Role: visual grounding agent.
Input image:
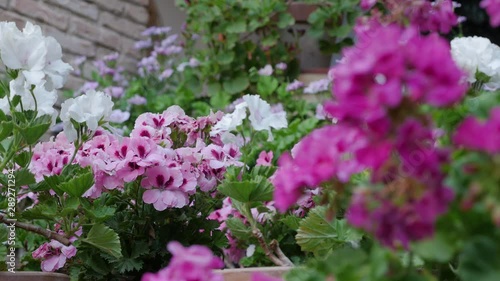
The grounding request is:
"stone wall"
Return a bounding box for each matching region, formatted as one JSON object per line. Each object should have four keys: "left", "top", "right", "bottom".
{"left": 0, "top": 0, "right": 151, "bottom": 90}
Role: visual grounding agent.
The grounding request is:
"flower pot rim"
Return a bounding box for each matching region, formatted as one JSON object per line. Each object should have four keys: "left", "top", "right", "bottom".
{"left": 0, "top": 271, "right": 70, "bottom": 277}
{"left": 214, "top": 266, "right": 293, "bottom": 273}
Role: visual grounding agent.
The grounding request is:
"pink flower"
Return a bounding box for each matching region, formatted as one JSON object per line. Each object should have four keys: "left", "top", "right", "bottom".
{"left": 32, "top": 240, "right": 77, "bottom": 272}
{"left": 256, "top": 151, "right": 273, "bottom": 166}
{"left": 481, "top": 0, "right": 500, "bottom": 27}
{"left": 141, "top": 241, "right": 223, "bottom": 281}
{"left": 258, "top": 64, "right": 273, "bottom": 76}
{"left": 454, "top": 107, "right": 500, "bottom": 153}
{"left": 285, "top": 80, "right": 304, "bottom": 91}
{"left": 141, "top": 165, "right": 189, "bottom": 210}
{"left": 275, "top": 62, "right": 287, "bottom": 70}
{"left": 360, "top": 0, "right": 376, "bottom": 10}
{"left": 128, "top": 95, "right": 147, "bottom": 105}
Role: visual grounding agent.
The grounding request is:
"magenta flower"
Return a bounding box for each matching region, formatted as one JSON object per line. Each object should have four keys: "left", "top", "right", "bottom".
{"left": 481, "top": 0, "right": 500, "bottom": 27}
{"left": 326, "top": 24, "right": 466, "bottom": 127}
{"left": 360, "top": 0, "right": 376, "bottom": 10}
{"left": 454, "top": 107, "right": 500, "bottom": 153}
{"left": 347, "top": 185, "right": 453, "bottom": 249}
{"left": 141, "top": 241, "right": 223, "bottom": 281}
{"left": 273, "top": 124, "right": 376, "bottom": 211}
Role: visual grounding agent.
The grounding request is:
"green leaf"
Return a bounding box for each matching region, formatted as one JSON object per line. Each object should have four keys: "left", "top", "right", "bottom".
{"left": 61, "top": 196, "right": 80, "bottom": 216}
{"left": 82, "top": 224, "right": 122, "bottom": 259}
{"left": 17, "top": 115, "right": 52, "bottom": 145}
{"left": 58, "top": 168, "right": 94, "bottom": 197}
{"left": 0, "top": 121, "right": 13, "bottom": 142}
{"left": 458, "top": 236, "right": 500, "bottom": 281}
{"left": 208, "top": 82, "right": 222, "bottom": 96}
{"left": 223, "top": 74, "right": 250, "bottom": 95}
{"left": 218, "top": 176, "right": 274, "bottom": 203}
{"left": 226, "top": 20, "right": 246, "bottom": 33}
{"left": 14, "top": 151, "right": 31, "bottom": 167}
{"left": 296, "top": 206, "right": 362, "bottom": 256}
{"left": 277, "top": 13, "right": 295, "bottom": 28}
{"left": 13, "top": 168, "right": 36, "bottom": 186}
{"left": 216, "top": 51, "right": 235, "bottom": 65}
{"left": 226, "top": 217, "right": 252, "bottom": 240}
{"left": 210, "top": 91, "right": 231, "bottom": 110}
{"left": 281, "top": 215, "right": 301, "bottom": 231}
{"left": 21, "top": 202, "right": 58, "bottom": 220}
{"left": 412, "top": 233, "right": 455, "bottom": 262}
{"left": 257, "top": 76, "right": 279, "bottom": 97}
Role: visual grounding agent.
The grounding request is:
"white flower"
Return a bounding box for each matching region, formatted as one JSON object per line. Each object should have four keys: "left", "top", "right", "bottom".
{"left": 450, "top": 36, "right": 500, "bottom": 89}
{"left": 242, "top": 95, "right": 287, "bottom": 141}
{"left": 0, "top": 21, "right": 72, "bottom": 92}
{"left": 0, "top": 79, "right": 57, "bottom": 121}
{"left": 211, "top": 102, "right": 247, "bottom": 136}
{"left": 258, "top": 64, "right": 273, "bottom": 76}
{"left": 60, "top": 90, "right": 114, "bottom": 141}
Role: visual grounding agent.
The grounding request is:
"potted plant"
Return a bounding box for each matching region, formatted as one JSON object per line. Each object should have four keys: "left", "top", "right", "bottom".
{"left": 0, "top": 20, "right": 327, "bottom": 280}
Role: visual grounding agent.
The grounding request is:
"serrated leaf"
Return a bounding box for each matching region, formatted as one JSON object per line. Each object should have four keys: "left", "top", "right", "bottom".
{"left": 58, "top": 168, "right": 94, "bottom": 197}
{"left": 281, "top": 215, "right": 301, "bottom": 231}
{"left": 114, "top": 258, "right": 143, "bottom": 274}
{"left": 14, "top": 151, "right": 31, "bottom": 168}
{"left": 226, "top": 217, "right": 252, "bottom": 240}
{"left": 82, "top": 224, "right": 122, "bottom": 258}
{"left": 13, "top": 168, "right": 36, "bottom": 186}
{"left": 17, "top": 115, "right": 52, "bottom": 145}
{"left": 218, "top": 176, "right": 273, "bottom": 203}
{"left": 21, "top": 203, "right": 58, "bottom": 220}
{"left": 296, "top": 206, "right": 362, "bottom": 256}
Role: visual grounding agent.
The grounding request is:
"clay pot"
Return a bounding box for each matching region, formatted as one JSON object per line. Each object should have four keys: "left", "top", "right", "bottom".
{"left": 0, "top": 272, "right": 70, "bottom": 281}
{"left": 215, "top": 267, "right": 291, "bottom": 281}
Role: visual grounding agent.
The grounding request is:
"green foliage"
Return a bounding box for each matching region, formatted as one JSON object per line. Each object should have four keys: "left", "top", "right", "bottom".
{"left": 82, "top": 224, "right": 122, "bottom": 259}
{"left": 296, "top": 206, "right": 362, "bottom": 256}
{"left": 458, "top": 236, "right": 500, "bottom": 281}
{"left": 218, "top": 176, "right": 274, "bottom": 203}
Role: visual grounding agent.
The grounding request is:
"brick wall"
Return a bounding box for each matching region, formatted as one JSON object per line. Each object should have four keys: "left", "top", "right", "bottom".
{"left": 0, "top": 0, "right": 151, "bottom": 91}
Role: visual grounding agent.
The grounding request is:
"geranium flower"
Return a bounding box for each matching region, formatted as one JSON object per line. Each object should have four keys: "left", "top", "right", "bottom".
{"left": 141, "top": 241, "right": 223, "bottom": 281}
{"left": 481, "top": 0, "right": 500, "bottom": 27}
{"left": 60, "top": 90, "right": 114, "bottom": 142}
{"left": 32, "top": 240, "right": 77, "bottom": 272}
{"left": 242, "top": 95, "right": 287, "bottom": 141}
{"left": 141, "top": 166, "right": 188, "bottom": 210}
{"left": 450, "top": 36, "right": 500, "bottom": 89}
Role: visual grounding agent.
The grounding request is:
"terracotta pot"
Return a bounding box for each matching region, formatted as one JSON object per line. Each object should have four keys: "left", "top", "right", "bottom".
{"left": 287, "top": 2, "right": 319, "bottom": 23}
{"left": 0, "top": 272, "right": 70, "bottom": 281}
{"left": 215, "top": 267, "right": 291, "bottom": 281}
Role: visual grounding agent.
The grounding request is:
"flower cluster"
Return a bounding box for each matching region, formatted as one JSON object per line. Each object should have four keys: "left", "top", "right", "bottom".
{"left": 141, "top": 241, "right": 223, "bottom": 281}
{"left": 273, "top": 23, "right": 466, "bottom": 248}
{"left": 454, "top": 107, "right": 500, "bottom": 153}
{"left": 0, "top": 21, "right": 72, "bottom": 119}
{"left": 451, "top": 36, "right": 500, "bottom": 89}
{"left": 30, "top": 105, "right": 242, "bottom": 211}
{"left": 481, "top": 0, "right": 500, "bottom": 27}
{"left": 211, "top": 95, "right": 287, "bottom": 142}
{"left": 360, "top": 0, "right": 461, "bottom": 34}
{"left": 32, "top": 226, "right": 82, "bottom": 272}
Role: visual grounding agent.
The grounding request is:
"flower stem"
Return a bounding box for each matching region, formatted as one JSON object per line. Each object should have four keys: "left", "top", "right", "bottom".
{"left": 0, "top": 213, "right": 71, "bottom": 246}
